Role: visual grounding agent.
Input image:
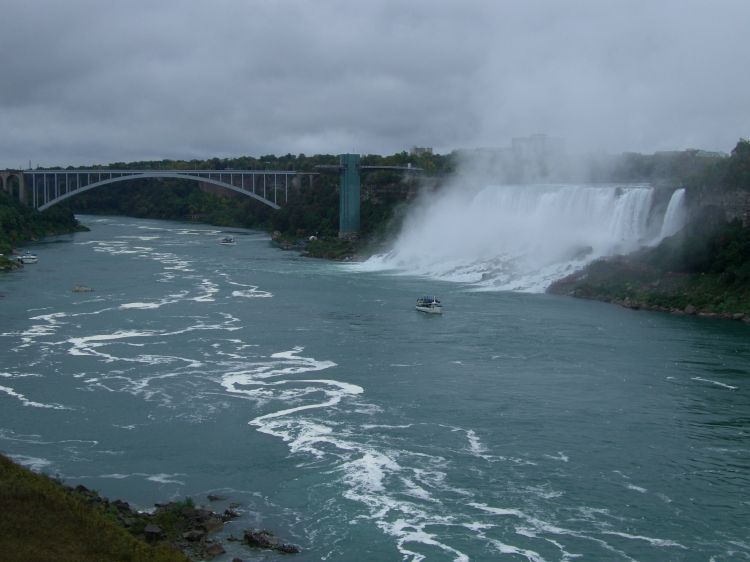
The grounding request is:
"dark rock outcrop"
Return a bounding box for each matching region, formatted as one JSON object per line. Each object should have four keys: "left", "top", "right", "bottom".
{"left": 64, "top": 483, "right": 300, "bottom": 559}
{"left": 243, "top": 528, "right": 301, "bottom": 554}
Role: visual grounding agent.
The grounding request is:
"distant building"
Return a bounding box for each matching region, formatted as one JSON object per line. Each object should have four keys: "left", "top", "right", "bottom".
{"left": 410, "top": 146, "right": 433, "bottom": 156}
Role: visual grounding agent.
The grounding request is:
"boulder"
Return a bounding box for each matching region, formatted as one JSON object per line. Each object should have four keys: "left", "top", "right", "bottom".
{"left": 111, "top": 499, "right": 131, "bottom": 512}
{"left": 183, "top": 529, "right": 206, "bottom": 542}
{"left": 204, "top": 543, "right": 226, "bottom": 559}
{"left": 243, "top": 528, "right": 301, "bottom": 554}
{"left": 684, "top": 304, "right": 697, "bottom": 315}
{"left": 202, "top": 517, "right": 224, "bottom": 533}
{"left": 244, "top": 529, "right": 277, "bottom": 549}
{"left": 223, "top": 508, "right": 241, "bottom": 521}
{"left": 278, "top": 543, "right": 302, "bottom": 554}
{"left": 144, "top": 524, "right": 163, "bottom": 541}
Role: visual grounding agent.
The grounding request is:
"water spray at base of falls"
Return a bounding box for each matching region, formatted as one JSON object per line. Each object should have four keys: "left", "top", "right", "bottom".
{"left": 359, "top": 184, "right": 688, "bottom": 293}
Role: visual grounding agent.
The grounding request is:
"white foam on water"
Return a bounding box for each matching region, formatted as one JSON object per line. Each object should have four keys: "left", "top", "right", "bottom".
{"left": 465, "top": 430, "right": 487, "bottom": 455}
{"left": 147, "top": 473, "right": 187, "bottom": 485}
{"left": 387, "top": 519, "right": 470, "bottom": 562}
{"left": 84, "top": 238, "right": 194, "bottom": 273}
{"left": 116, "top": 235, "right": 161, "bottom": 241}
{"left": 120, "top": 302, "right": 161, "bottom": 310}
{"left": 544, "top": 451, "right": 570, "bottom": 462}
{"left": 601, "top": 531, "right": 686, "bottom": 549}
{"left": 486, "top": 538, "right": 548, "bottom": 562}
{"left": 231, "top": 288, "right": 273, "bottom": 298}
{"left": 220, "top": 347, "right": 483, "bottom": 561}
{"left": 522, "top": 485, "right": 564, "bottom": 500}
{"left": 357, "top": 183, "right": 676, "bottom": 292}
{"left": 191, "top": 279, "right": 219, "bottom": 302}
{"left": 0, "top": 370, "right": 40, "bottom": 379}
{"left": 691, "top": 377, "right": 738, "bottom": 390}
{"left": 223, "top": 276, "right": 274, "bottom": 299}
{"left": 0, "top": 384, "right": 69, "bottom": 409}
{"left": 95, "top": 472, "right": 186, "bottom": 485}
{"left": 626, "top": 484, "right": 648, "bottom": 493}
{"left": 362, "top": 424, "right": 414, "bottom": 430}
{"left": 0, "top": 429, "right": 97, "bottom": 449}
{"left": 9, "top": 454, "right": 53, "bottom": 472}
{"left": 67, "top": 330, "right": 156, "bottom": 360}
{"left": 469, "top": 502, "right": 666, "bottom": 560}
{"left": 5, "top": 312, "right": 68, "bottom": 348}
{"left": 118, "top": 291, "right": 188, "bottom": 310}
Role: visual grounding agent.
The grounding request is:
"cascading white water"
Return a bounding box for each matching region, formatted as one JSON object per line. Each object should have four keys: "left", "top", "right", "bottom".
{"left": 359, "top": 183, "right": 668, "bottom": 293}
{"left": 657, "top": 188, "right": 687, "bottom": 240}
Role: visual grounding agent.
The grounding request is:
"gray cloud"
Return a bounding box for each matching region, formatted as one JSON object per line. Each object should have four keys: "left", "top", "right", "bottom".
{"left": 1, "top": 0, "right": 748, "bottom": 168}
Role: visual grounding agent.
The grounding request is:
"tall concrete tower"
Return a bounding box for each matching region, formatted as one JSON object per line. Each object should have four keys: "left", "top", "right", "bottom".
{"left": 338, "top": 153, "right": 361, "bottom": 237}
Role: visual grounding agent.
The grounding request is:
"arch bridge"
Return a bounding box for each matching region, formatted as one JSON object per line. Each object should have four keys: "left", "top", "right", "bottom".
{"left": 2, "top": 156, "right": 421, "bottom": 235}
{"left": 1, "top": 169, "right": 318, "bottom": 211}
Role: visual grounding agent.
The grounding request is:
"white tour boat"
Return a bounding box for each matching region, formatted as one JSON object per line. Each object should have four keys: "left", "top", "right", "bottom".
{"left": 416, "top": 296, "right": 442, "bottom": 314}
{"left": 18, "top": 252, "right": 38, "bottom": 264}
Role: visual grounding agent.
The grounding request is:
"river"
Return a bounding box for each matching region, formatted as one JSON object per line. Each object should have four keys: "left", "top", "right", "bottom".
{"left": 1, "top": 215, "right": 748, "bottom": 561}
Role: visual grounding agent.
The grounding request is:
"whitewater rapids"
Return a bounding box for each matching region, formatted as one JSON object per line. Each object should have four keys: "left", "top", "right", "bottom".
{"left": 360, "top": 184, "right": 685, "bottom": 293}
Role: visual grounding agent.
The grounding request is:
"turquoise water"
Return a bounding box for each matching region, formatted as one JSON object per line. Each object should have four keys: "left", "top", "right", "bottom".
{"left": 1, "top": 216, "right": 749, "bottom": 561}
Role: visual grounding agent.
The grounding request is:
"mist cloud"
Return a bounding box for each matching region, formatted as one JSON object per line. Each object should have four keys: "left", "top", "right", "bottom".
{"left": 1, "top": 0, "right": 748, "bottom": 168}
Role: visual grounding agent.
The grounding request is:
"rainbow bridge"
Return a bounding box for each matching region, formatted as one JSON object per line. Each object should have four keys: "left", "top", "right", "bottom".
{"left": 0, "top": 168, "right": 319, "bottom": 211}
{"left": 1, "top": 155, "right": 419, "bottom": 235}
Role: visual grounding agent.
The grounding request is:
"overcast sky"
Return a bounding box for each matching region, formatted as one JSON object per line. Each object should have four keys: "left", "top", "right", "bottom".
{"left": 1, "top": 0, "right": 749, "bottom": 168}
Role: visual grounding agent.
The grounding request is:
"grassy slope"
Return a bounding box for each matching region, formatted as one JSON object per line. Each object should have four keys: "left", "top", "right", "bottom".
{"left": 548, "top": 217, "right": 750, "bottom": 317}
{"left": 0, "top": 454, "right": 188, "bottom": 562}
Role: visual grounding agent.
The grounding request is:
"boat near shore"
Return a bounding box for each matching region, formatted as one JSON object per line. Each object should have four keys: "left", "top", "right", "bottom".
{"left": 17, "top": 252, "right": 38, "bottom": 264}
{"left": 220, "top": 236, "right": 236, "bottom": 245}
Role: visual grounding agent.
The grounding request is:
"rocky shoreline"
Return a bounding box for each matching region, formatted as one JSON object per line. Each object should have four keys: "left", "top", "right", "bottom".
{"left": 547, "top": 256, "right": 750, "bottom": 325}
{"left": 69, "top": 484, "right": 301, "bottom": 560}
{"left": 564, "top": 291, "right": 750, "bottom": 324}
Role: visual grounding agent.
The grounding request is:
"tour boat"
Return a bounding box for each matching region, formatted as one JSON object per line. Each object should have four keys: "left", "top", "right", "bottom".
{"left": 416, "top": 296, "right": 442, "bottom": 314}
{"left": 72, "top": 285, "right": 94, "bottom": 292}
{"left": 219, "top": 236, "right": 236, "bottom": 245}
{"left": 18, "top": 252, "right": 38, "bottom": 264}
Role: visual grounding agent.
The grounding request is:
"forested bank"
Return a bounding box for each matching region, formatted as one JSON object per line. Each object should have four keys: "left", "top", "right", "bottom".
{"left": 0, "top": 190, "right": 86, "bottom": 271}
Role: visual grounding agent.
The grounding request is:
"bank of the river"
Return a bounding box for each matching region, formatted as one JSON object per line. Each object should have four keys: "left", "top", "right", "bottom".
{"left": 0, "top": 190, "right": 88, "bottom": 272}
{"left": 0, "top": 453, "right": 188, "bottom": 562}
{"left": 0, "top": 254, "right": 22, "bottom": 271}
{"left": 0, "top": 453, "right": 301, "bottom": 562}
{"left": 548, "top": 216, "right": 750, "bottom": 323}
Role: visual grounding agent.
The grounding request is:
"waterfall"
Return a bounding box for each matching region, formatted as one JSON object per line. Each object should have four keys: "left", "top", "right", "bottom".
{"left": 358, "top": 183, "right": 660, "bottom": 293}
{"left": 657, "top": 188, "right": 687, "bottom": 240}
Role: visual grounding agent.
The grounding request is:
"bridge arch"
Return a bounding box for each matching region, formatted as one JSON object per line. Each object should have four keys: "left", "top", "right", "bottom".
{"left": 25, "top": 170, "right": 298, "bottom": 211}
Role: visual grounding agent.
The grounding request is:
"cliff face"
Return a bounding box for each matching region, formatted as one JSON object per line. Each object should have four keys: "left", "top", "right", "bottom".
{"left": 693, "top": 189, "right": 750, "bottom": 226}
